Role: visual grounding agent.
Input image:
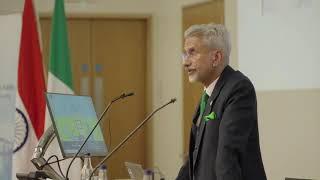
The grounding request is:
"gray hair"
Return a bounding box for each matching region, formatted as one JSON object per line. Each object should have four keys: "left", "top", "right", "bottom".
{"left": 184, "top": 23, "right": 231, "bottom": 64}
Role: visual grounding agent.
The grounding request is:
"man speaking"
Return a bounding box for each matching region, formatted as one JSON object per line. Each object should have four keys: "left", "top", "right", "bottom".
{"left": 176, "top": 23, "right": 267, "bottom": 180}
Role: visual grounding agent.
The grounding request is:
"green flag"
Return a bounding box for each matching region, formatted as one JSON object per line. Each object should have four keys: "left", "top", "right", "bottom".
{"left": 48, "top": 0, "right": 73, "bottom": 93}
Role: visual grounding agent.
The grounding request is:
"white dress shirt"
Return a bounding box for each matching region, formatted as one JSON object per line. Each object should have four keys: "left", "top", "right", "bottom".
{"left": 196, "top": 77, "right": 220, "bottom": 126}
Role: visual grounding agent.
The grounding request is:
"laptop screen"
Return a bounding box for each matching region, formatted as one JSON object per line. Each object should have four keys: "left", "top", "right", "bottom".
{"left": 46, "top": 93, "right": 108, "bottom": 157}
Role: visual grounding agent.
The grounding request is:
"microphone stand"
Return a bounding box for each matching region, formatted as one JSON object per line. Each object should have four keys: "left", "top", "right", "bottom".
{"left": 65, "top": 92, "right": 134, "bottom": 179}
{"left": 89, "top": 98, "right": 176, "bottom": 179}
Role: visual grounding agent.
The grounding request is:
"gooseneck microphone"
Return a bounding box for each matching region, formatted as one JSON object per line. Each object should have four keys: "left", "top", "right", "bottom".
{"left": 65, "top": 92, "right": 134, "bottom": 179}
{"left": 89, "top": 98, "right": 177, "bottom": 179}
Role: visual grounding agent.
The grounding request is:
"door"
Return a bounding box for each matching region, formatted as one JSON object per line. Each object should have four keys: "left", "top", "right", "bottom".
{"left": 40, "top": 17, "right": 148, "bottom": 179}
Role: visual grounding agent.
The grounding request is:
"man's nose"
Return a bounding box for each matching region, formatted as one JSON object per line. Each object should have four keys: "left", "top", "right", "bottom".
{"left": 183, "top": 58, "right": 191, "bottom": 67}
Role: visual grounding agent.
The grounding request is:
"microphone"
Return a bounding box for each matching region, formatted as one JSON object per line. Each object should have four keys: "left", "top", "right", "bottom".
{"left": 65, "top": 92, "right": 134, "bottom": 179}
{"left": 89, "top": 98, "right": 177, "bottom": 179}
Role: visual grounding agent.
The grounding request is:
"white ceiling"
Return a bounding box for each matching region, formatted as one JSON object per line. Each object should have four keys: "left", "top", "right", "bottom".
{"left": 0, "top": 0, "right": 23, "bottom": 14}
{"left": 0, "top": 0, "right": 85, "bottom": 15}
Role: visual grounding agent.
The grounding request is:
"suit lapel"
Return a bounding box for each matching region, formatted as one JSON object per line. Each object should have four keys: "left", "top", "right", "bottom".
{"left": 192, "top": 65, "right": 234, "bottom": 168}
{"left": 192, "top": 103, "right": 200, "bottom": 124}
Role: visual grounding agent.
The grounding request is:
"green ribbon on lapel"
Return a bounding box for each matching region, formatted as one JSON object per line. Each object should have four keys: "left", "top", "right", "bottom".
{"left": 204, "top": 111, "right": 216, "bottom": 122}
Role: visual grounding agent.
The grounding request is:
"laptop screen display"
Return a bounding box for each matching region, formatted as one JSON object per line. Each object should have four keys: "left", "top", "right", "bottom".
{"left": 46, "top": 93, "right": 108, "bottom": 157}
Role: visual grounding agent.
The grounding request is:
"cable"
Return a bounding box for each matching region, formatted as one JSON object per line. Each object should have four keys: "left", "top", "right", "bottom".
{"left": 42, "top": 155, "right": 66, "bottom": 178}
{"left": 44, "top": 156, "right": 69, "bottom": 166}
{"left": 108, "top": 115, "right": 112, "bottom": 148}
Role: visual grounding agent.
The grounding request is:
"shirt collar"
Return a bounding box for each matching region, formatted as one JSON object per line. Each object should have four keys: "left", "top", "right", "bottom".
{"left": 205, "top": 77, "right": 219, "bottom": 96}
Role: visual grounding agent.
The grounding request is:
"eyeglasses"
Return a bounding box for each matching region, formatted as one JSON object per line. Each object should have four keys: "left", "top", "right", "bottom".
{"left": 182, "top": 48, "right": 220, "bottom": 61}
{"left": 182, "top": 48, "right": 196, "bottom": 61}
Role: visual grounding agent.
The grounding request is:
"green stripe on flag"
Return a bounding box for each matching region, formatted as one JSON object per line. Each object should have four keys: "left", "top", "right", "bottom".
{"left": 49, "top": 0, "right": 73, "bottom": 90}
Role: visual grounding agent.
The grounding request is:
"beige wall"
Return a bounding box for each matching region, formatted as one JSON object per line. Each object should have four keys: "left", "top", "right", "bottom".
{"left": 225, "top": 1, "right": 320, "bottom": 179}
{"left": 257, "top": 90, "right": 320, "bottom": 179}
{"left": 0, "top": 0, "right": 22, "bottom": 14}
{"left": 224, "top": 0, "right": 237, "bottom": 69}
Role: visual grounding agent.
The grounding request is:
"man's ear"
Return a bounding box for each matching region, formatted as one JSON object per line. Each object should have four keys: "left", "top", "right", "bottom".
{"left": 211, "top": 50, "right": 223, "bottom": 67}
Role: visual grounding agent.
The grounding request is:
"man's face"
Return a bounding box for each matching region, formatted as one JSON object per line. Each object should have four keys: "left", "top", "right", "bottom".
{"left": 183, "top": 36, "right": 215, "bottom": 86}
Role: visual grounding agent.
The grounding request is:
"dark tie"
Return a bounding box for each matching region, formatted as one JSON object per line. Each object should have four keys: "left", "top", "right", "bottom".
{"left": 200, "top": 92, "right": 209, "bottom": 116}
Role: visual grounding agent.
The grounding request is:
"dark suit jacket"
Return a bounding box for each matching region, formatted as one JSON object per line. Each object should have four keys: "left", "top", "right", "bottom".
{"left": 177, "top": 66, "right": 267, "bottom": 180}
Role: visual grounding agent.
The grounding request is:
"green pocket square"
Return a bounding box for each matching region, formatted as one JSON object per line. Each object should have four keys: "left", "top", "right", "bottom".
{"left": 204, "top": 112, "right": 216, "bottom": 122}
